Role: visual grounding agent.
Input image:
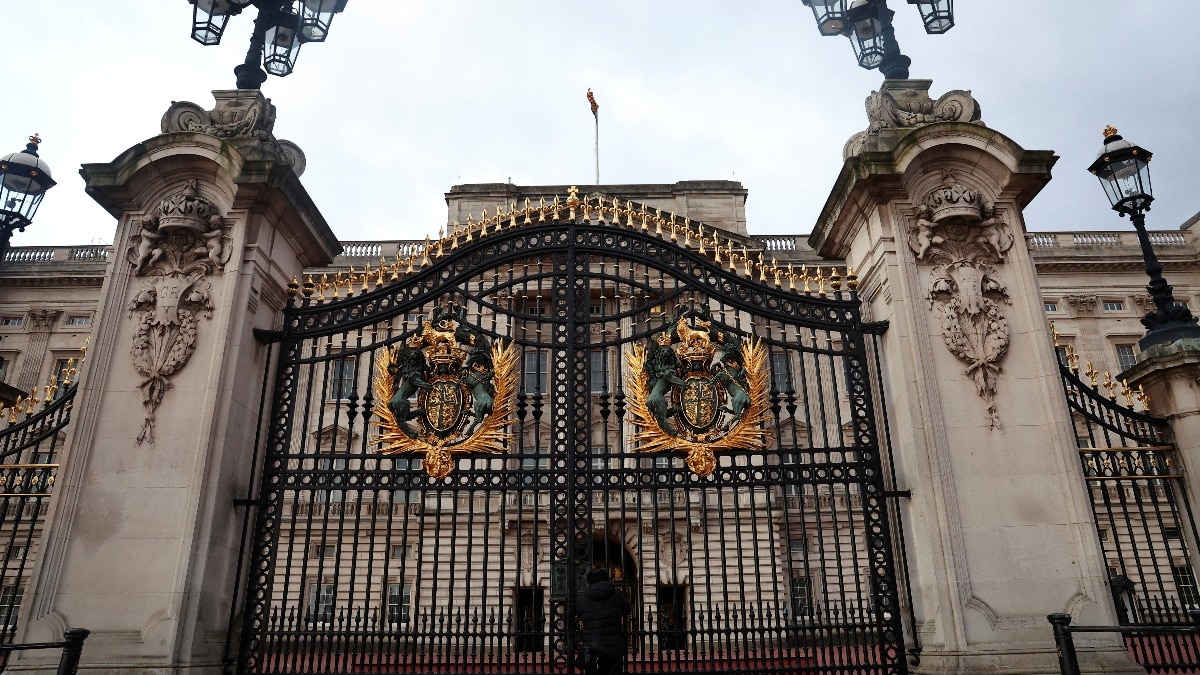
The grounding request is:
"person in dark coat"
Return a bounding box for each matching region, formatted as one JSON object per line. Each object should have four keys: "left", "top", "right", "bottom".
{"left": 576, "top": 569, "right": 631, "bottom": 675}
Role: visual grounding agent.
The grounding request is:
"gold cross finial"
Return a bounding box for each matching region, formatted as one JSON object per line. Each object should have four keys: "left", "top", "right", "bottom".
{"left": 29, "top": 133, "right": 41, "bottom": 145}
{"left": 1103, "top": 125, "right": 1119, "bottom": 138}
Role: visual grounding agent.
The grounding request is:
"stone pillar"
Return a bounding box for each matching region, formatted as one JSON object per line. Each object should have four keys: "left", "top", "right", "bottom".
{"left": 15, "top": 308, "right": 61, "bottom": 393}
{"left": 1125, "top": 339, "right": 1200, "bottom": 525}
{"left": 811, "top": 80, "right": 1141, "bottom": 673}
{"left": 14, "top": 91, "right": 339, "bottom": 673}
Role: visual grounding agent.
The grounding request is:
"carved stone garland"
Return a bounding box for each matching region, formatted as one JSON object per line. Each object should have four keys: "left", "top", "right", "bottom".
{"left": 126, "top": 180, "right": 231, "bottom": 445}
{"left": 907, "top": 176, "right": 1013, "bottom": 429}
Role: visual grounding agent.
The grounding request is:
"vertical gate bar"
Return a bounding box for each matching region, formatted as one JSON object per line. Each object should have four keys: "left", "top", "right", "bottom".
{"left": 869, "top": 330, "right": 922, "bottom": 666}
{"left": 224, "top": 340, "right": 275, "bottom": 670}
{"left": 238, "top": 333, "right": 307, "bottom": 675}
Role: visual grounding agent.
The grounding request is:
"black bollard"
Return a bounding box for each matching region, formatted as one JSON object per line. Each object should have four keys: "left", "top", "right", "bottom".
{"left": 55, "top": 628, "right": 90, "bottom": 675}
{"left": 1047, "top": 614, "right": 1079, "bottom": 675}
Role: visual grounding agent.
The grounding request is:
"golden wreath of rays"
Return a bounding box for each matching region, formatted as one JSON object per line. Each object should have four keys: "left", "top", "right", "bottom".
{"left": 624, "top": 335, "right": 769, "bottom": 477}
{"left": 371, "top": 339, "right": 518, "bottom": 480}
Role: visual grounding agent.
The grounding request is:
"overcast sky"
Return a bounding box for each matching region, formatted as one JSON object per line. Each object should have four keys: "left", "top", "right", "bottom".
{"left": 5, "top": 2, "right": 1200, "bottom": 247}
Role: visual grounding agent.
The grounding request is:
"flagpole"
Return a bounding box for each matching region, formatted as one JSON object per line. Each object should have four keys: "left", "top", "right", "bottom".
{"left": 588, "top": 88, "right": 600, "bottom": 185}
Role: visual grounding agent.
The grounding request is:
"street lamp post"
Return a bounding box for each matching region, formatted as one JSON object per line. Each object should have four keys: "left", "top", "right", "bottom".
{"left": 1088, "top": 126, "right": 1200, "bottom": 350}
{"left": 0, "top": 135, "right": 56, "bottom": 263}
{"left": 188, "top": 0, "right": 349, "bottom": 90}
{"left": 799, "top": 0, "right": 953, "bottom": 79}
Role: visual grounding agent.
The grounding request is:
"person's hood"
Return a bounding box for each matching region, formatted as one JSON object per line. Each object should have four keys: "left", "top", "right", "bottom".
{"left": 585, "top": 581, "right": 616, "bottom": 600}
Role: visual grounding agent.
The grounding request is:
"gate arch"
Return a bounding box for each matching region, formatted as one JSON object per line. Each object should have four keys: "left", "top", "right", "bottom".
{"left": 237, "top": 191, "right": 907, "bottom": 674}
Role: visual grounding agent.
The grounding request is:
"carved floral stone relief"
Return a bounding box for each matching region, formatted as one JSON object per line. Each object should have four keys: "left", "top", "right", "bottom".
{"left": 907, "top": 176, "right": 1013, "bottom": 429}
{"left": 125, "top": 180, "right": 230, "bottom": 445}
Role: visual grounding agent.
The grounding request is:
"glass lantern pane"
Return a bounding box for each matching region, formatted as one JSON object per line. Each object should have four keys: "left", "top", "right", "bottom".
{"left": 191, "top": 0, "right": 233, "bottom": 46}
{"left": 807, "top": 0, "right": 848, "bottom": 36}
{"left": 264, "top": 14, "right": 303, "bottom": 77}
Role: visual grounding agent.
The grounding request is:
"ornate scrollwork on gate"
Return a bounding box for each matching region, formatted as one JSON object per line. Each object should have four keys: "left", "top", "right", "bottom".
{"left": 625, "top": 309, "right": 769, "bottom": 477}
{"left": 371, "top": 304, "right": 517, "bottom": 479}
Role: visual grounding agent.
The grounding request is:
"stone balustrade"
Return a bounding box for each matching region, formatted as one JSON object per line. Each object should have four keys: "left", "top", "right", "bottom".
{"left": 4, "top": 245, "right": 112, "bottom": 264}
{"left": 1029, "top": 231, "right": 1191, "bottom": 251}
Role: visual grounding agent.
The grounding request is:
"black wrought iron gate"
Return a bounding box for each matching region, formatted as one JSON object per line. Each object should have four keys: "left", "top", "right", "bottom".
{"left": 1055, "top": 338, "right": 1200, "bottom": 671}
{"left": 236, "top": 193, "right": 908, "bottom": 674}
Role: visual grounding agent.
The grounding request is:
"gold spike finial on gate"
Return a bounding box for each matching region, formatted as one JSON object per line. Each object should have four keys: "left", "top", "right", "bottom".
{"left": 524, "top": 198, "right": 534, "bottom": 225}
{"left": 816, "top": 267, "right": 827, "bottom": 296}
{"left": 1121, "top": 379, "right": 1135, "bottom": 407}
{"left": 421, "top": 237, "right": 431, "bottom": 267}
{"left": 801, "top": 265, "right": 812, "bottom": 294}
{"left": 1103, "top": 371, "right": 1118, "bottom": 399}
{"left": 318, "top": 274, "right": 328, "bottom": 302}
{"left": 788, "top": 263, "right": 797, "bottom": 292}
{"left": 1049, "top": 321, "right": 1060, "bottom": 347}
{"left": 830, "top": 267, "right": 842, "bottom": 292}
{"left": 1137, "top": 385, "right": 1151, "bottom": 413}
{"left": 757, "top": 253, "right": 767, "bottom": 282}
{"left": 360, "top": 266, "right": 371, "bottom": 293}
{"left": 1066, "top": 343, "right": 1079, "bottom": 373}
{"left": 1084, "top": 360, "right": 1099, "bottom": 388}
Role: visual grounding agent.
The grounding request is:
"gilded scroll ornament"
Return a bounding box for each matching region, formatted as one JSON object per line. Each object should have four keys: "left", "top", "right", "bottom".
{"left": 372, "top": 304, "right": 518, "bottom": 479}
{"left": 624, "top": 309, "right": 769, "bottom": 477}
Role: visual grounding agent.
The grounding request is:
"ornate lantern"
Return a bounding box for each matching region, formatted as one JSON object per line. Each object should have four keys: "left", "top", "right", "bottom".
{"left": 0, "top": 135, "right": 56, "bottom": 257}
{"left": 800, "top": 0, "right": 850, "bottom": 36}
{"left": 846, "top": 0, "right": 887, "bottom": 69}
{"left": 907, "top": 0, "right": 954, "bottom": 34}
{"left": 189, "top": 0, "right": 250, "bottom": 46}
{"left": 298, "top": 0, "right": 350, "bottom": 43}
{"left": 1088, "top": 126, "right": 1154, "bottom": 215}
{"left": 263, "top": 8, "right": 304, "bottom": 77}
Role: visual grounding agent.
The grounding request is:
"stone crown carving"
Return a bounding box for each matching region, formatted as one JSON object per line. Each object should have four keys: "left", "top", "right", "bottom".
{"left": 126, "top": 180, "right": 229, "bottom": 446}
{"left": 161, "top": 90, "right": 306, "bottom": 177}
{"left": 844, "top": 80, "right": 984, "bottom": 159}
{"left": 907, "top": 175, "right": 1013, "bottom": 429}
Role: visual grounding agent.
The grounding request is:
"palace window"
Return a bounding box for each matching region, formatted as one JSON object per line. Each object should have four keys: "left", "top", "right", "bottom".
{"left": 328, "top": 357, "right": 356, "bottom": 400}
{"left": 1103, "top": 301, "right": 1125, "bottom": 312}
{"left": 306, "top": 582, "right": 335, "bottom": 625}
{"left": 0, "top": 356, "right": 8, "bottom": 384}
{"left": 523, "top": 351, "right": 546, "bottom": 395}
{"left": 788, "top": 538, "right": 807, "bottom": 555}
{"left": 589, "top": 351, "right": 609, "bottom": 393}
{"left": 1115, "top": 345, "right": 1137, "bottom": 371}
{"left": 790, "top": 575, "right": 814, "bottom": 618}
{"left": 1173, "top": 566, "right": 1200, "bottom": 609}
{"left": 64, "top": 315, "right": 91, "bottom": 326}
{"left": 0, "top": 585, "right": 22, "bottom": 628}
{"left": 391, "top": 544, "right": 413, "bottom": 560}
{"left": 1044, "top": 302, "right": 1059, "bottom": 312}
{"left": 771, "top": 352, "right": 794, "bottom": 393}
{"left": 386, "top": 582, "right": 412, "bottom": 624}
{"left": 0, "top": 318, "right": 22, "bottom": 327}
{"left": 310, "top": 544, "right": 335, "bottom": 559}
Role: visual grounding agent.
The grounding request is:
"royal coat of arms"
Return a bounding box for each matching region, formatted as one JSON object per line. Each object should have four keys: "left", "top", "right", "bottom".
{"left": 373, "top": 304, "right": 518, "bottom": 479}
{"left": 625, "top": 309, "right": 769, "bottom": 477}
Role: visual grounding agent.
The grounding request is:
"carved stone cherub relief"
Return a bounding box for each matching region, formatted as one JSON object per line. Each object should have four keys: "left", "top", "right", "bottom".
{"left": 125, "top": 180, "right": 229, "bottom": 445}
{"left": 907, "top": 177, "right": 1014, "bottom": 429}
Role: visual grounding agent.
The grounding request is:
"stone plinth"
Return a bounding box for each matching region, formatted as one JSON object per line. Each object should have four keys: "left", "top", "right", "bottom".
{"left": 810, "top": 82, "right": 1141, "bottom": 673}
{"left": 1125, "top": 338, "right": 1200, "bottom": 517}
{"left": 12, "top": 91, "right": 339, "bottom": 674}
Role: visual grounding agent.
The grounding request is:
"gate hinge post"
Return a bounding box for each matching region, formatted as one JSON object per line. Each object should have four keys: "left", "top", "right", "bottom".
{"left": 253, "top": 329, "right": 283, "bottom": 345}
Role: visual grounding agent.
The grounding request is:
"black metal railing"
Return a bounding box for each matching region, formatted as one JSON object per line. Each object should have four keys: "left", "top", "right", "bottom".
{"left": 1056, "top": 339, "right": 1200, "bottom": 672}
{"left": 0, "top": 354, "right": 83, "bottom": 651}
{"left": 1049, "top": 613, "right": 1200, "bottom": 674}
{"left": 0, "top": 628, "right": 90, "bottom": 675}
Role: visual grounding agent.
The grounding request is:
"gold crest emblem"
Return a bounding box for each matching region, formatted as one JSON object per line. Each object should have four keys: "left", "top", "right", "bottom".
{"left": 372, "top": 304, "right": 518, "bottom": 479}
{"left": 625, "top": 309, "right": 769, "bottom": 476}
